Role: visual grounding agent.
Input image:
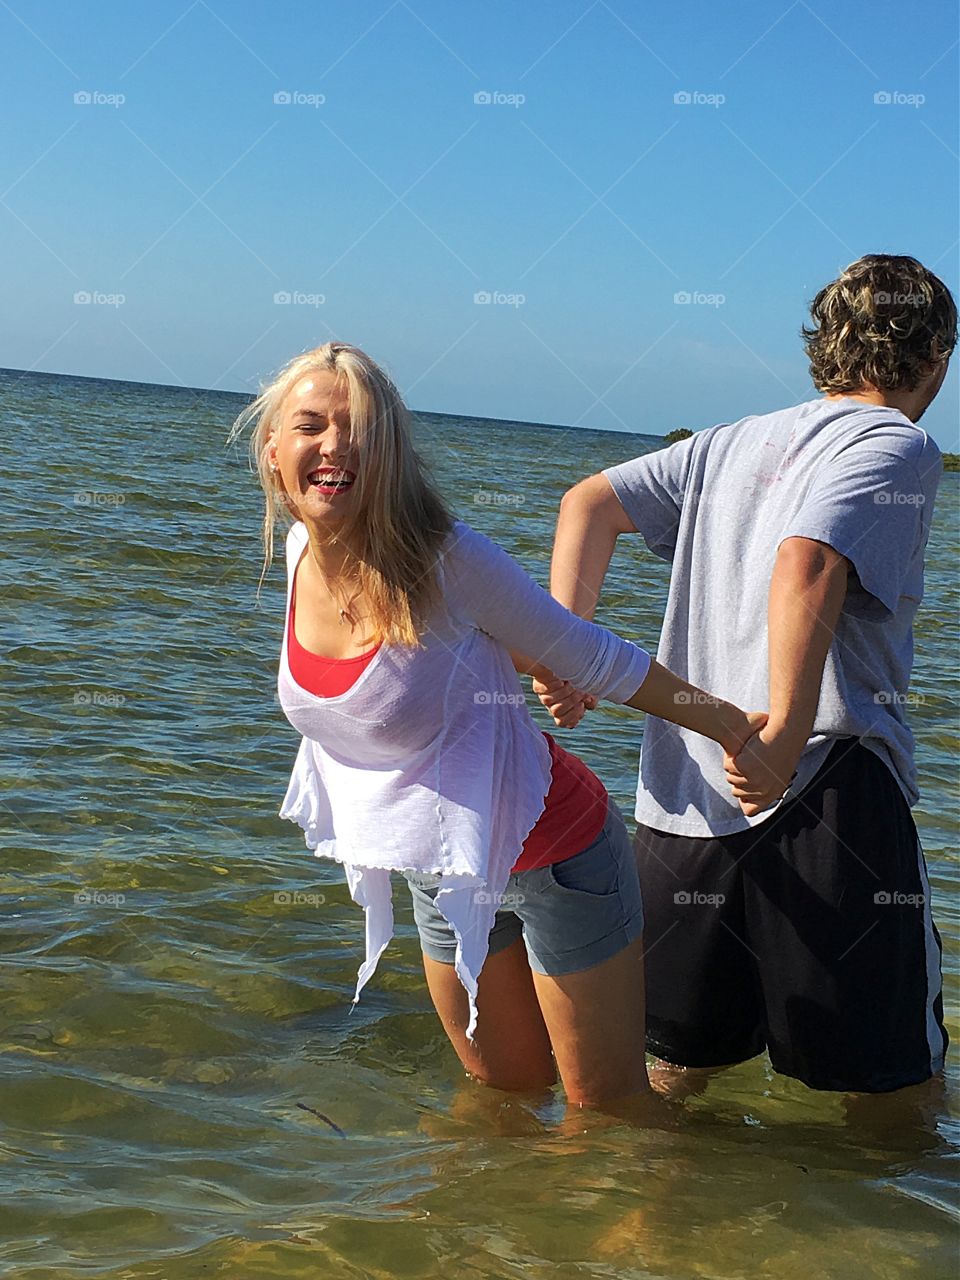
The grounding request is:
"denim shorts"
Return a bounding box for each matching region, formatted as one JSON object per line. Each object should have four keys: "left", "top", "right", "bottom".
{"left": 402, "top": 799, "right": 644, "bottom": 977}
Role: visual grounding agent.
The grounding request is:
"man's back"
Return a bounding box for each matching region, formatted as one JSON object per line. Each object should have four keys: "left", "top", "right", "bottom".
{"left": 605, "top": 397, "right": 942, "bottom": 836}
{"left": 551, "top": 253, "right": 954, "bottom": 1093}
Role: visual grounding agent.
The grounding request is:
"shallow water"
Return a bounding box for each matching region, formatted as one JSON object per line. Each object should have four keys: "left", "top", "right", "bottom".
{"left": 1, "top": 368, "right": 957, "bottom": 1278}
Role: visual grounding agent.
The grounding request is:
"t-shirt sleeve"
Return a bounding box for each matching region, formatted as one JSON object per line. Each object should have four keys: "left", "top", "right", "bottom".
{"left": 602, "top": 435, "right": 698, "bottom": 562}
{"left": 440, "top": 524, "right": 651, "bottom": 703}
{"left": 779, "top": 447, "right": 935, "bottom": 619}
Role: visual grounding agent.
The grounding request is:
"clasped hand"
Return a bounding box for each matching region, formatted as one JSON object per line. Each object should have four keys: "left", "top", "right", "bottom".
{"left": 532, "top": 677, "right": 800, "bottom": 818}
{"left": 531, "top": 675, "right": 597, "bottom": 729}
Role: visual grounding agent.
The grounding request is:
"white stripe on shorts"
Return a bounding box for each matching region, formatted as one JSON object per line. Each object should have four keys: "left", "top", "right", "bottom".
{"left": 914, "top": 836, "right": 947, "bottom": 1074}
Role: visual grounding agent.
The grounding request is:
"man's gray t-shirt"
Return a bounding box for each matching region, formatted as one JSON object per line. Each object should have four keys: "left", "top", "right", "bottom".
{"left": 604, "top": 397, "right": 942, "bottom": 837}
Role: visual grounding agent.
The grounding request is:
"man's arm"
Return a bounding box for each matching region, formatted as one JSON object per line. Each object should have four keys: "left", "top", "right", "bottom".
{"left": 532, "top": 474, "right": 637, "bottom": 726}
{"left": 724, "top": 536, "right": 849, "bottom": 815}
{"left": 549, "top": 473, "right": 637, "bottom": 615}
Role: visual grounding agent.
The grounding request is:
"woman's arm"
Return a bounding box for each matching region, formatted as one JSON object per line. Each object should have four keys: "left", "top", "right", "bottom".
{"left": 507, "top": 647, "right": 556, "bottom": 683}
{"left": 509, "top": 649, "right": 598, "bottom": 727}
{"left": 446, "top": 523, "right": 649, "bottom": 703}
{"left": 447, "top": 524, "right": 762, "bottom": 752}
{"left": 626, "top": 661, "right": 766, "bottom": 760}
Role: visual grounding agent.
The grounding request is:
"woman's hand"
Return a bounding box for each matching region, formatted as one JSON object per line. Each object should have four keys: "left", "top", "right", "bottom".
{"left": 532, "top": 676, "right": 597, "bottom": 729}
{"left": 720, "top": 709, "right": 769, "bottom": 763}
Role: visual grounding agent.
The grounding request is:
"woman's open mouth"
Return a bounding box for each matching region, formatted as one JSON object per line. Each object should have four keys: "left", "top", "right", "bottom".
{"left": 306, "top": 469, "right": 356, "bottom": 496}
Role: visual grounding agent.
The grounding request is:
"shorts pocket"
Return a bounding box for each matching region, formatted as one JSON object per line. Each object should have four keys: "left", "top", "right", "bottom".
{"left": 545, "top": 830, "right": 621, "bottom": 898}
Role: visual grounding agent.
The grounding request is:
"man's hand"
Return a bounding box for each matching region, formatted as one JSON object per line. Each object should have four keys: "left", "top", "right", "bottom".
{"left": 723, "top": 725, "right": 803, "bottom": 817}
{"left": 532, "top": 676, "right": 597, "bottom": 729}
{"left": 720, "top": 709, "right": 768, "bottom": 762}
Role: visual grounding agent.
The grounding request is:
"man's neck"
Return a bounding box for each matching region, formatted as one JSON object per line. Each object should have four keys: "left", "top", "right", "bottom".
{"left": 824, "top": 387, "right": 919, "bottom": 422}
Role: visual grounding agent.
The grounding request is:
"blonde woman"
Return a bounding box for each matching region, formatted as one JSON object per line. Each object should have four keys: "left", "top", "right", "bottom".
{"left": 229, "top": 342, "right": 764, "bottom": 1109}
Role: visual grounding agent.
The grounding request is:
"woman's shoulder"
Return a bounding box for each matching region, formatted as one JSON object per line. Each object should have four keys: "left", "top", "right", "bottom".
{"left": 435, "top": 519, "right": 508, "bottom": 585}
{"left": 439, "top": 519, "right": 500, "bottom": 564}
{"left": 434, "top": 519, "right": 524, "bottom": 619}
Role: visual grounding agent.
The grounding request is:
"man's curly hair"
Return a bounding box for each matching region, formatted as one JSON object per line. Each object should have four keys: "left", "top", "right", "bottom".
{"left": 802, "top": 255, "right": 956, "bottom": 394}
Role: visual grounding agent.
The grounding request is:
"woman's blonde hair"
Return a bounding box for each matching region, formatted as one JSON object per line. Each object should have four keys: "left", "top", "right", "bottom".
{"left": 227, "top": 342, "right": 452, "bottom": 646}
{"left": 802, "top": 254, "right": 957, "bottom": 394}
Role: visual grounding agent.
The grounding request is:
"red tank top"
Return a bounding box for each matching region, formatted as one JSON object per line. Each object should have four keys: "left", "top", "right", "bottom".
{"left": 288, "top": 557, "right": 607, "bottom": 869}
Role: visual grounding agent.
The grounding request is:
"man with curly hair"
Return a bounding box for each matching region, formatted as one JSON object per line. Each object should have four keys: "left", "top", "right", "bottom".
{"left": 540, "top": 255, "right": 955, "bottom": 1094}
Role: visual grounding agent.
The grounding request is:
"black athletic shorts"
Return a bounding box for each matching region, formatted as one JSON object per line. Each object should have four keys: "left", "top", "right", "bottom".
{"left": 634, "top": 737, "right": 948, "bottom": 1093}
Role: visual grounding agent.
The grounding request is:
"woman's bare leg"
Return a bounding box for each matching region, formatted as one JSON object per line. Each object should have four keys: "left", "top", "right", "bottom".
{"left": 531, "top": 936, "right": 650, "bottom": 1108}
{"left": 421, "top": 938, "right": 558, "bottom": 1092}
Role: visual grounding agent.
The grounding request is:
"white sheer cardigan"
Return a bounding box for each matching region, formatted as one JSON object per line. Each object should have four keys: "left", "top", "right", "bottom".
{"left": 277, "top": 519, "right": 651, "bottom": 1038}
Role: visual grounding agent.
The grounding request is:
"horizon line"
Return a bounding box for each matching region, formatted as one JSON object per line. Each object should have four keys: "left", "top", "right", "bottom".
{"left": 0, "top": 364, "right": 668, "bottom": 440}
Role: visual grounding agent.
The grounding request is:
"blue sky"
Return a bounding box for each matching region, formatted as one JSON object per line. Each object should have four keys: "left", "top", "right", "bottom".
{"left": 2, "top": 0, "right": 958, "bottom": 446}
